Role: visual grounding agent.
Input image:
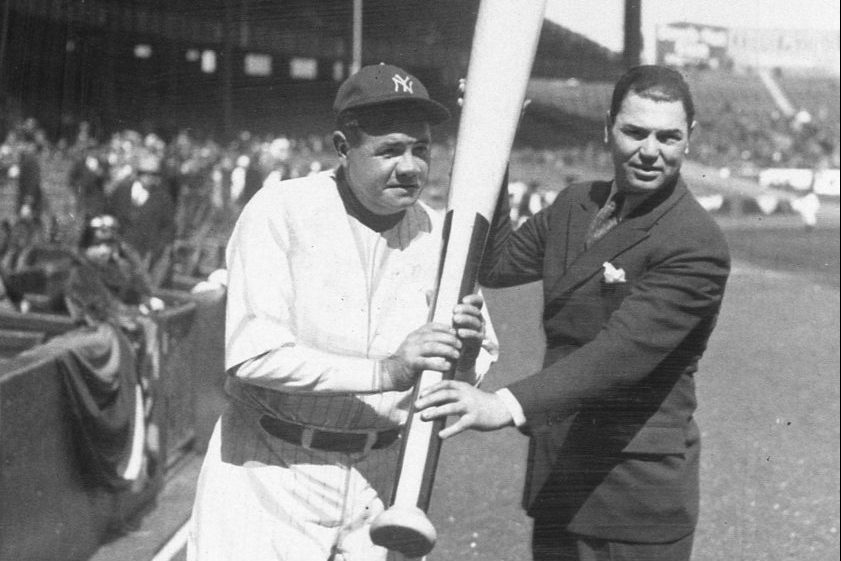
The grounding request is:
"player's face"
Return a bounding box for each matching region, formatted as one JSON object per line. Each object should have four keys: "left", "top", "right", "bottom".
{"left": 607, "top": 93, "right": 693, "bottom": 194}
{"left": 342, "top": 119, "right": 431, "bottom": 215}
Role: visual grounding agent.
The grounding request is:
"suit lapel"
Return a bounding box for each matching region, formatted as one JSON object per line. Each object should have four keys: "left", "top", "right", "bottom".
{"left": 563, "top": 180, "right": 610, "bottom": 270}
{"left": 548, "top": 177, "right": 690, "bottom": 300}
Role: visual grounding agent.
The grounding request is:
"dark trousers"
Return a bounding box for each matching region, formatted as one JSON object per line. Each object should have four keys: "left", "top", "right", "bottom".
{"left": 532, "top": 518, "right": 694, "bottom": 561}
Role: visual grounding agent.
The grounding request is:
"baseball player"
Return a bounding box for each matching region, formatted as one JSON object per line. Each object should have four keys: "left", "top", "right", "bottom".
{"left": 187, "top": 63, "right": 496, "bottom": 561}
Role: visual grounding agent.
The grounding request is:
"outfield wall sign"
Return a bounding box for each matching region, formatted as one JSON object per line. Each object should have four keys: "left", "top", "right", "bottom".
{"left": 656, "top": 22, "right": 730, "bottom": 70}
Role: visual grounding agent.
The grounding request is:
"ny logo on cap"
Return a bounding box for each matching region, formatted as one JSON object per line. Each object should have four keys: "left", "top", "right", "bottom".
{"left": 392, "top": 74, "right": 414, "bottom": 94}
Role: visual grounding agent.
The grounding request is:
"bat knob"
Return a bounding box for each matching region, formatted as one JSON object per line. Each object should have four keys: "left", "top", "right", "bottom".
{"left": 369, "top": 505, "right": 437, "bottom": 558}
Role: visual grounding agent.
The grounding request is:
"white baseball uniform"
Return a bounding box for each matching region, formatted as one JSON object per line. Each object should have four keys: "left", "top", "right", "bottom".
{"left": 188, "top": 171, "right": 496, "bottom": 561}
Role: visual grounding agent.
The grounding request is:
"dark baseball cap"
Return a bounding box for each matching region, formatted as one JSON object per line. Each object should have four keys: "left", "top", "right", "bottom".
{"left": 333, "top": 63, "right": 450, "bottom": 125}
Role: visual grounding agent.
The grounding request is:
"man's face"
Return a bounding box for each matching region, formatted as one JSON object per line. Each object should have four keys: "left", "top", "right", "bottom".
{"left": 340, "top": 119, "right": 431, "bottom": 215}
{"left": 607, "top": 92, "right": 693, "bottom": 194}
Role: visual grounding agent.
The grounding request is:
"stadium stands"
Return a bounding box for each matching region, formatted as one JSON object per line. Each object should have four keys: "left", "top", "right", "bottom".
{"left": 527, "top": 78, "right": 611, "bottom": 122}
{"left": 778, "top": 74, "right": 841, "bottom": 126}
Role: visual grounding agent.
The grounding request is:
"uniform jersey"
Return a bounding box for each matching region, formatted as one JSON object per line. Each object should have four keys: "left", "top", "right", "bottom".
{"left": 189, "top": 170, "right": 495, "bottom": 561}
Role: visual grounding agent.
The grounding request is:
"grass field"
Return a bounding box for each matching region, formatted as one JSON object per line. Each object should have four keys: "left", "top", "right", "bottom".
{"left": 723, "top": 224, "right": 840, "bottom": 289}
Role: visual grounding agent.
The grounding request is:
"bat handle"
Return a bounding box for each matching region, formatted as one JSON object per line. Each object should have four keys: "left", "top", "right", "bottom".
{"left": 369, "top": 374, "right": 446, "bottom": 557}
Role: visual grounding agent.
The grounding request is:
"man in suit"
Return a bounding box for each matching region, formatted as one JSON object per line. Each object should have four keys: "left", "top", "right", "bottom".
{"left": 105, "top": 150, "right": 176, "bottom": 288}
{"left": 414, "top": 65, "right": 731, "bottom": 560}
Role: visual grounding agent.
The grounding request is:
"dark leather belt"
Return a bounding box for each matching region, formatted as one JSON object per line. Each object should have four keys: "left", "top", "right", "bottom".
{"left": 259, "top": 415, "right": 400, "bottom": 454}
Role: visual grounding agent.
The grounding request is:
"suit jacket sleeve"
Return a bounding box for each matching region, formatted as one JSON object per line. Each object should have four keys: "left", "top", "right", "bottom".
{"left": 506, "top": 221, "right": 730, "bottom": 424}
{"left": 478, "top": 184, "right": 552, "bottom": 288}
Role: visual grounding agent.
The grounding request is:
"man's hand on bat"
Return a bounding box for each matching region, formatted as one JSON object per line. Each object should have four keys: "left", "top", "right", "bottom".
{"left": 414, "top": 380, "right": 513, "bottom": 439}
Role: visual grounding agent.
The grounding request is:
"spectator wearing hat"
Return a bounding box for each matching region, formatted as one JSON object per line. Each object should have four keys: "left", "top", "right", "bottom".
{"left": 79, "top": 214, "right": 155, "bottom": 307}
{"left": 13, "top": 129, "right": 44, "bottom": 225}
{"left": 104, "top": 150, "right": 176, "bottom": 289}
{"left": 187, "top": 63, "right": 497, "bottom": 561}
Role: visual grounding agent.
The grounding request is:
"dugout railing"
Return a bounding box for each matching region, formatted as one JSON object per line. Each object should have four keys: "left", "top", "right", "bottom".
{"left": 0, "top": 283, "right": 226, "bottom": 561}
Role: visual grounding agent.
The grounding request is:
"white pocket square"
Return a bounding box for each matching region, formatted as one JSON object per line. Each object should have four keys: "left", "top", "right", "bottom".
{"left": 602, "top": 262, "right": 626, "bottom": 283}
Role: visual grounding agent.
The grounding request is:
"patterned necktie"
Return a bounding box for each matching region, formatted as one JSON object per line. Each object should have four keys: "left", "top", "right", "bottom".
{"left": 585, "top": 193, "right": 624, "bottom": 249}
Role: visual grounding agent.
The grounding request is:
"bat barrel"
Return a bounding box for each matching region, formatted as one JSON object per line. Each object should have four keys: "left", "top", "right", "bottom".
{"left": 447, "top": 0, "right": 547, "bottom": 220}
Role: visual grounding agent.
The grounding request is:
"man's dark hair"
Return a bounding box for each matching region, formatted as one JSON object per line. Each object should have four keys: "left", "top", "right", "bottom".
{"left": 609, "top": 65, "right": 695, "bottom": 126}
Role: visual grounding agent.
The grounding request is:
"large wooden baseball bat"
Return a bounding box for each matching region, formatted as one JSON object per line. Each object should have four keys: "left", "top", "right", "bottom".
{"left": 368, "top": 0, "right": 547, "bottom": 557}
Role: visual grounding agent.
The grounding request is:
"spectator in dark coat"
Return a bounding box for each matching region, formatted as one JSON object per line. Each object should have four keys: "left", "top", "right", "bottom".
{"left": 79, "top": 214, "right": 154, "bottom": 306}
{"left": 68, "top": 150, "right": 108, "bottom": 222}
{"left": 105, "top": 150, "right": 176, "bottom": 288}
{"left": 14, "top": 131, "right": 44, "bottom": 224}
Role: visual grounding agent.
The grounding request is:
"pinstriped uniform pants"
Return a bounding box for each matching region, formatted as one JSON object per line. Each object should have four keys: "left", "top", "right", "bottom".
{"left": 187, "top": 402, "right": 419, "bottom": 561}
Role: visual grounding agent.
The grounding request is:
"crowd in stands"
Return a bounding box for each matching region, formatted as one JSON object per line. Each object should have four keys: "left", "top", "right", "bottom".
{"left": 670, "top": 69, "right": 840, "bottom": 177}
{"left": 0, "top": 114, "right": 586, "bottom": 318}
{"left": 691, "top": 103, "right": 841, "bottom": 177}
{"left": 0, "top": 117, "right": 340, "bottom": 321}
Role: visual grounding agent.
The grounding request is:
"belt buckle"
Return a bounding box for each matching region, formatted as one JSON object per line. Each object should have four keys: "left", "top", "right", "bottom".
{"left": 293, "top": 423, "right": 385, "bottom": 454}
{"left": 322, "top": 429, "right": 376, "bottom": 455}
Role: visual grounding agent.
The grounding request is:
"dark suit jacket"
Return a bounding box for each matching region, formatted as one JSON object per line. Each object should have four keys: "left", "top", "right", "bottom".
{"left": 479, "top": 177, "right": 730, "bottom": 543}
{"left": 67, "top": 156, "right": 107, "bottom": 220}
{"left": 105, "top": 178, "right": 176, "bottom": 267}
{"left": 16, "top": 151, "right": 43, "bottom": 219}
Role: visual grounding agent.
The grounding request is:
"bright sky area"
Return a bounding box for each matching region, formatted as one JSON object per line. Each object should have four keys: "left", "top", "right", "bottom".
{"left": 545, "top": 0, "right": 841, "bottom": 60}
